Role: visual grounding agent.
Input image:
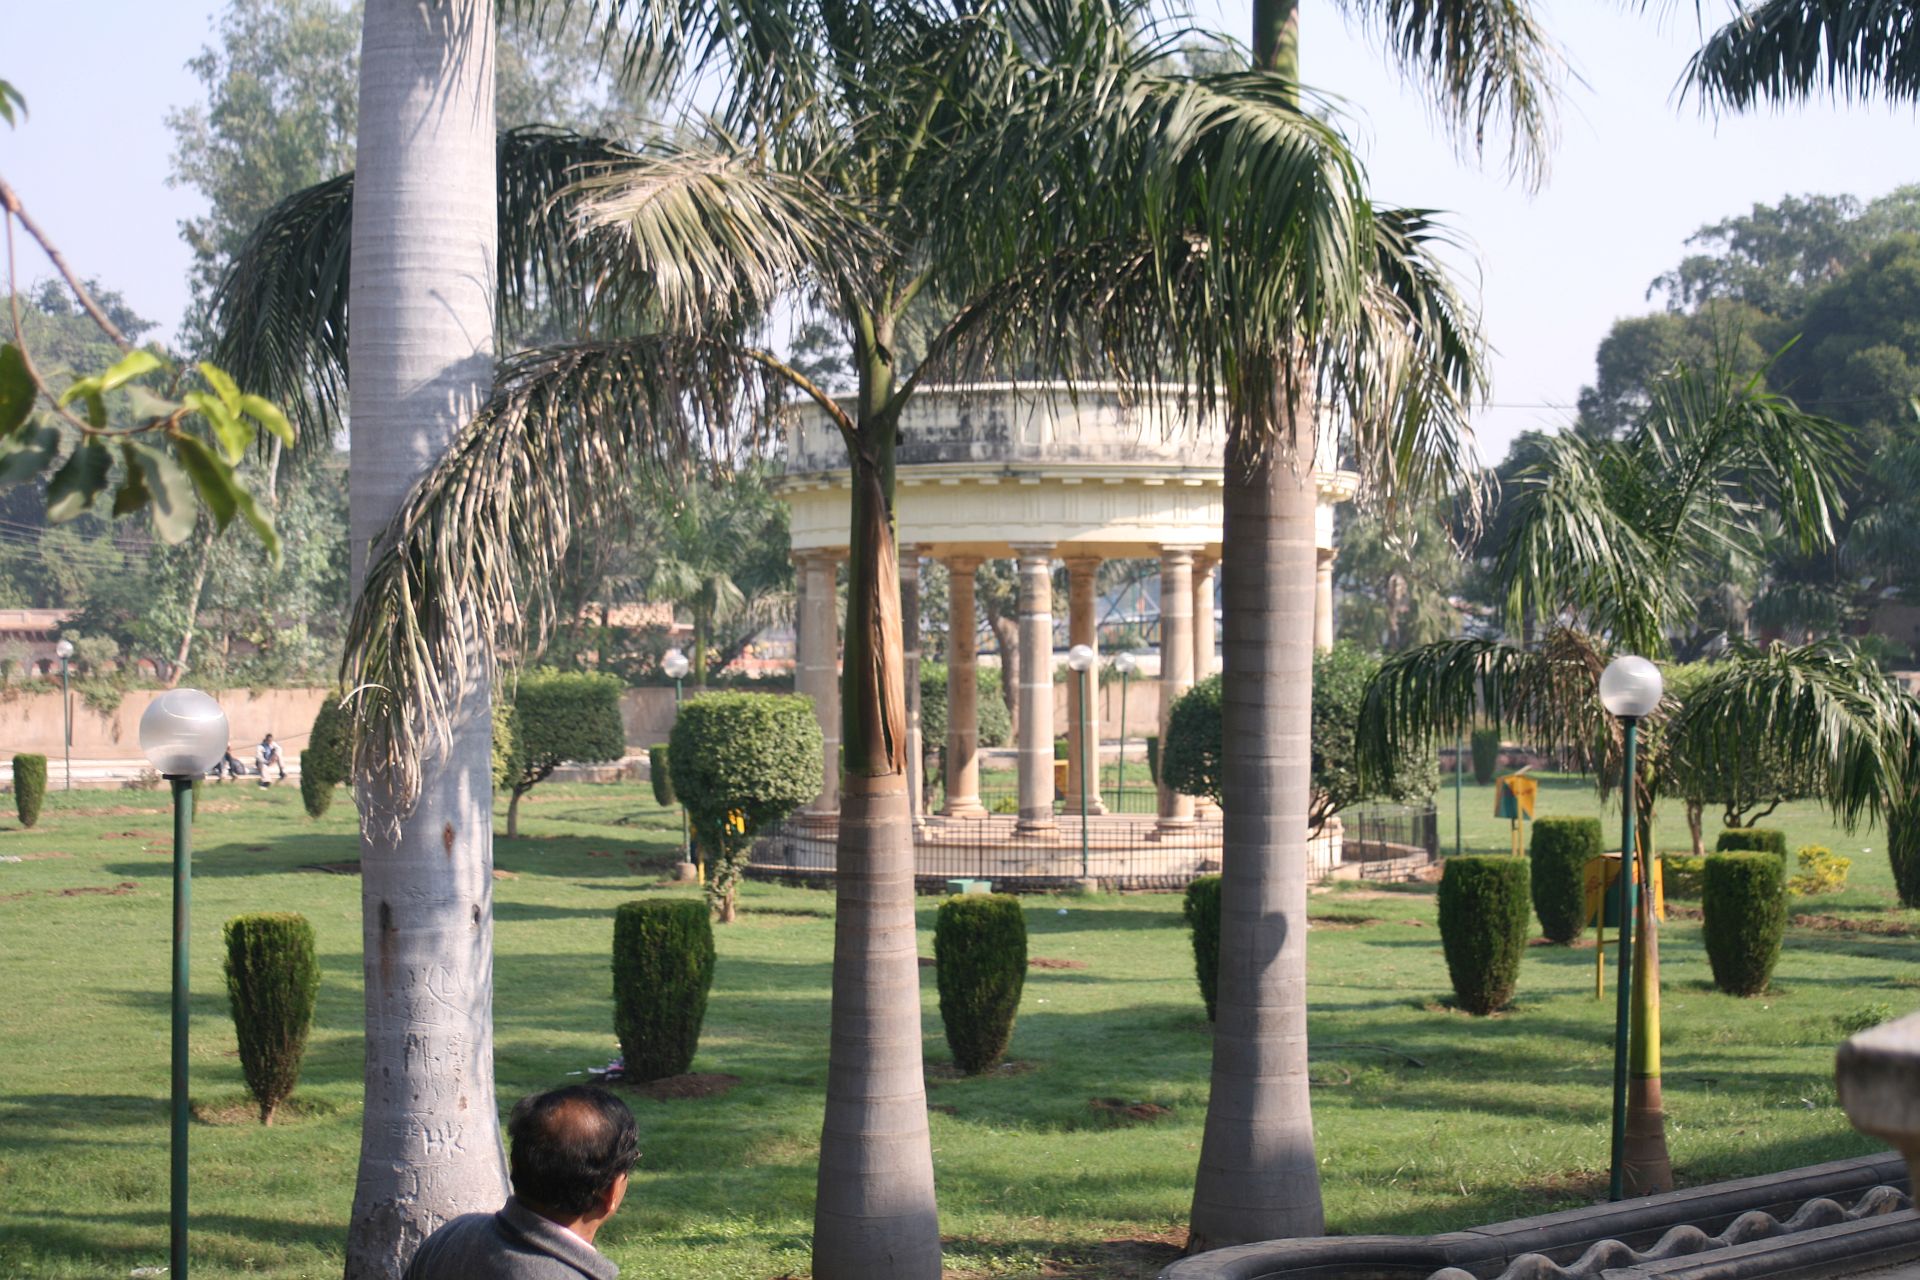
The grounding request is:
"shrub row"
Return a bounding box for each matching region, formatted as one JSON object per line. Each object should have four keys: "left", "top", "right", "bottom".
{"left": 1438, "top": 856, "right": 1531, "bottom": 1014}
{"left": 613, "top": 899, "right": 715, "bottom": 1081}
{"left": 935, "top": 894, "right": 1028, "bottom": 1073}
{"left": 1716, "top": 827, "right": 1787, "bottom": 861}
{"left": 1703, "top": 852, "right": 1786, "bottom": 996}
{"left": 1528, "top": 817, "right": 1601, "bottom": 944}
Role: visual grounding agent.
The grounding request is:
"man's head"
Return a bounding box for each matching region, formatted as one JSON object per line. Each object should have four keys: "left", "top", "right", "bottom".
{"left": 507, "top": 1086, "right": 639, "bottom": 1223}
{"left": 262, "top": 734, "right": 274, "bottom": 744}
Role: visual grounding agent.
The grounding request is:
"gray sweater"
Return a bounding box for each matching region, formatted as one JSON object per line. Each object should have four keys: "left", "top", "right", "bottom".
{"left": 403, "top": 1198, "right": 619, "bottom": 1280}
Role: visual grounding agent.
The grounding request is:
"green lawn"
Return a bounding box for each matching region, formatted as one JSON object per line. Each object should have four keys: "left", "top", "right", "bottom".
{"left": 0, "top": 777, "right": 1913, "bottom": 1279}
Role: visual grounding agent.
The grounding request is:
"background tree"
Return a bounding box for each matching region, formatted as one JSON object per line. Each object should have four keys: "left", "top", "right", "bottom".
{"left": 1334, "top": 505, "right": 1462, "bottom": 650}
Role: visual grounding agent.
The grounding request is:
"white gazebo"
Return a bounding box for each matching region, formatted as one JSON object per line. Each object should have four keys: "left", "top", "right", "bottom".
{"left": 777, "top": 382, "right": 1359, "bottom": 849}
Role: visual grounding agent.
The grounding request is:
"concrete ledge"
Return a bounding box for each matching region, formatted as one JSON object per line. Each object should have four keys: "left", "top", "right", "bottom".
{"left": 1159, "top": 1154, "right": 1911, "bottom": 1280}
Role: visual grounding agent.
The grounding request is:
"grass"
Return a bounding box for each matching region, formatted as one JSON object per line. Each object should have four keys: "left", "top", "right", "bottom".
{"left": 0, "top": 776, "right": 1914, "bottom": 1279}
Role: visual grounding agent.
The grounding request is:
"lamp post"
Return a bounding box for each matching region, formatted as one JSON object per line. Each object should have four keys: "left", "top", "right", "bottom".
{"left": 1113, "top": 651, "right": 1136, "bottom": 813}
{"left": 55, "top": 638, "right": 74, "bottom": 791}
{"left": 1599, "top": 654, "right": 1663, "bottom": 1202}
{"left": 662, "top": 648, "right": 692, "bottom": 870}
{"left": 1067, "top": 644, "right": 1095, "bottom": 879}
{"left": 138, "top": 688, "right": 230, "bottom": 1280}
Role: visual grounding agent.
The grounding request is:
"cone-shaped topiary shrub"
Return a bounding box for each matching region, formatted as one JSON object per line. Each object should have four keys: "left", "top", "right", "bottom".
{"left": 649, "top": 744, "right": 674, "bottom": 806}
{"left": 613, "top": 899, "right": 715, "bottom": 1081}
{"left": 1716, "top": 827, "right": 1788, "bottom": 862}
{"left": 12, "top": 754, "right": 46, "bottom": 828}
{"left": 1528, "top": 817, "right": 1603, "bottom": 944}
{"left": 1891, "top": 806, "right": 1920, "bottom": 909}
{"left": 1183, "top": 875, "right": 1222, "bottom": 1021}
{"left": 1470, "top": 727, "right": 1502, "bottom": 786}
{"left": 1703, "top": 852, "right": 1786, "bottom": 996}
{"left": 223, "top": 913, "right": 320, "bottom": 1124}
{"left": 1437, "top": 856, "right": 1531, "bottom": 1015}
{"left": 935, "top": 894, "right": 1027, "bottom": 1074}
{"left": 301, "top": 697, "right": 351, "bottom": 819}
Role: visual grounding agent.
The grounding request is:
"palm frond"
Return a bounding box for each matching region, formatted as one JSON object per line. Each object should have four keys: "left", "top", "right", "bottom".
{"left": 567, "top": 141, "right": 880, "bottom": 333}
{"left": 341, "top": 336, "right": 788, "bottom": 799}
{"left": 1341, "top": 0, "right": 1565, "bottom": 188}
{"left": 1684, "top": 0, "right": 1920, "bottom": 110}
{"left": 1665, "top": 640, "right": 1918, "bottom": 828}
{"left": 208, "top": 128, "right": 633, "bottom": 449}
{"left": 1357, "top": 629, "right": 1617, "bottom": 788}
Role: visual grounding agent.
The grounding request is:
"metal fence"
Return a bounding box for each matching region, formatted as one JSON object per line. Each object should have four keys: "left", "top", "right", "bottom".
{"left": 751, "top": 812, "right": 1221, "bottom": 891}
{"left": 1340, "top": 802, "right": 1440, "bottom": 879}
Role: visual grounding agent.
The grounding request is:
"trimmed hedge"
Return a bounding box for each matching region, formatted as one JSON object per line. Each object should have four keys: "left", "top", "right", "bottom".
{"left": 223, "top": 913, "right": 320, "bottom": 1124}
{"left": 1892, "top": 807, "right": 1920, "bottom": 909}
{"left": 12, "top": 753, "right": 46, "bottom": 829}
{"left": 1470, "top": 727, "right": 1503, "bottom": 786}
{"left": 1528, "top": 817, "right": 1603, "bottom": 944}
{"left": 612, "top": 899, "right": 715, "bottom": 1081}
{"left": 935, "top": 894, "right": 1028, "bottom": 1074}
{"left": 300, "top": 697, "right": 351, "bottom": 819}
{"left": 1183, "top": 875, "right": 1223, "bottom": 1021}
{"left": 502, "top": 670, "right": 627, "bottom": 837}
{"left": 649, "top": 744, "right": 675, "bottom": 806}
{"left": 1703, "top": 852, "right": 1787, "bottom": 996}
{"left": 668, "top": 692, "right": 822, "bottom": 920}
{"left": 1437, "top": 856, "right": 1531, "bottom": 1015}
{"left": 1663, "top": 854, "right": 1707, "bottom": 899}
{"left": 1716, "top": 827, "right": 1788, "bottom": 862}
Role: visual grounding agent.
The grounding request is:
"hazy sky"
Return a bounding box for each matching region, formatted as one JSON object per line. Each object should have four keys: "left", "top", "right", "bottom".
{"left": 4, "top": 1, "right": 1915, "bottom": 464}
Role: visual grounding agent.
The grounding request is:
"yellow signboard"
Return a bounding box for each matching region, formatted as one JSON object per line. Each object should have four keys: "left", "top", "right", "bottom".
{"left": 1494, "top": 774, "right": 1538, "bottom": 820}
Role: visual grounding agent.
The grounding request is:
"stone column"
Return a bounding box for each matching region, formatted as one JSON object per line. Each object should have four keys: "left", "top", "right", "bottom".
{"left": 1064, "top": 555, "right": 1105, "bottom": 814}
{"left": 942, "top": 556, "right": 986, "bottom": 816}
{"left": 1192, "top": 554, "right": 1218, "bottom": 680}
{"left": 1314, "top": 545, "right": 1336, "bottom": 653}
{"left": 1157, "top": 546, "right": 1197, "bottom": 829}
{"left": 1014, "top": 546, "right": 1057, "bottom": 835}
{"left": 801, "top": 550, "right": 842, "bottom": 813}
{"left": 900, "top": 545, "right": 925, "bottom": 824}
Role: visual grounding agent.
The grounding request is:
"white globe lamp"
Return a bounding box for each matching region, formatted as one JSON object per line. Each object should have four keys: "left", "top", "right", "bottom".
{"left": 139, "top": 689, "right": 230, "bottom": 778}
{"left": 1598, "top": 655, "right": 1664, "bottom": 719}
{"left": 662, "top": 648, "right": 691, "bottom": 680}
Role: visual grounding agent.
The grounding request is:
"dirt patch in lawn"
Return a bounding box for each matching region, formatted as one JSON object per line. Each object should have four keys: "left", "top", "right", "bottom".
{"left": 1308, "top": 915, "right": 1382, "bottom": 930}
{"left": 1028, "top": 1232, "right": 1188, "bottom": 1279}
{"left": 1791, "top": 913, "right": 1917, "bottom": 936}
{"left": 99, "top": 830, "right": 163, "bottom": 840}
{"left": 1087, "top": 1097, "right": 1172, "bottom": 1124}
{"left": 3, "top": 880, "right": 139, "bottom": 902}
{"left": 0, "top": 851, "right": 71, "bottom": 862}
{"left": 89, "top": 806, "right": 167, "bottom": 817}
{"left": 1029, "top": 956, "right": 1087, "bottom": 970}
{"left": 299, "top": 862, "right": 361, "bottom": 875}
{"left": 1515, "top": 1166, "right": 1609, "bottom": 1204}
{"left": 628, "top": 1072, "right": 740, "bottom": 1101}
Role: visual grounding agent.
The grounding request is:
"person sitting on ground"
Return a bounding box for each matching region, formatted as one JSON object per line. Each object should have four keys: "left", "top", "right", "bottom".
{"left": 214, "top": 748, "right": 245, "bottom": 781}
{"left": 404, "top": 1085, "right": 639, "bottom": 1280}
{"left": 256, "top": 733, "right": 285, "bottom": 785}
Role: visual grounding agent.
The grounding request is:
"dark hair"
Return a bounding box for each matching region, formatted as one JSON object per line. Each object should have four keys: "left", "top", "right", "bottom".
{"left": 507, "top": 1086, "right": 639, "bottom": 1216}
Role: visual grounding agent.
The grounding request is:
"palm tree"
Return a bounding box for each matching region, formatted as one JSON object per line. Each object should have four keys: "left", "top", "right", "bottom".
{"left": 337, "top": 2, "right": 507, "bottom": 1276}
{"left": 217, "top": 2, "right": 1440, "bottom": 1271}
{"left": 637, "top": 467, "right": 788, "bottom": 687}
{"left": 1359, "top": 358, "right": 1855, "bottom": 1197}
{"left": 1685, "top": 1, "right": 1920, "bottom": 109}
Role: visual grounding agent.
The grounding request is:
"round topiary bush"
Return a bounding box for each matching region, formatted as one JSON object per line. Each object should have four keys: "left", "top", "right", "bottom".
{"left": 1891, "top": 806, "right": 1920, "bottom": 910}
{"left": 1528, "top": 817, "right": 1603, "bottom": 944}
{"left": 649, "top": 743, "right": 674, "bottom": 806}
{"left": 223, "top": 913, "right": 320, "bottom": 1124}
{"left": 1183, "top": 875, "right": 1222, "bottom": 1021}
{"left": 1470, "top": 727, "right": 1503, "bottom": 786}
{"left": 1437, "top": 856, "right": 1531, "bottom": 1015}
{"left": 668, "top": 692, "right": 822, "bottom": 921}
{"left": 300, "top": 697, "right": 351, "bottom": 819}
{"left": 1702, "top": 852, "right": 1787, "bottom": 996}
{"left": 12, "top": 753, "right": 47, "bottom": 829}
{"left": 612, "top": 899, "right": 716, "bottom": 1081}
{"left": 1715, "top": 827, "right": 1788, "bottom": 862}
{"left": 934, "top": 894, "right": 1028, "bottom": 1074}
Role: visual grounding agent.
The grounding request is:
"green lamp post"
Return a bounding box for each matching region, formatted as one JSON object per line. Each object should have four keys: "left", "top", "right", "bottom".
{"left": 56, "top": 637, "right": 73, "bottom": 790}
{"left": 663, "top": 648, "right": 692, "bottom": 867}
{"left": 1599, "top": 654, "right": 1662, "bottom": 1202}
{"left": 1067, "top": 643, "right": 1095, "bottom": 878}
{"left": 1112, "top": 651, "right": 1136, "bottom": 813}
{"left": 138, "top": 688, "right": 231, "bottom": 1280}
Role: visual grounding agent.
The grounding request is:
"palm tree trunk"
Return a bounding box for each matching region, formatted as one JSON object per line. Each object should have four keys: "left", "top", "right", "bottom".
{"left": 1188, "top": 0, "right": 1324, "bottom": 1250}
{"left": 693, "top": 605, "right": 711, "bottom": 687}
{"left": 1189, "top": 388, "right": 1325, "bottom": 1250}
{"left": 813, "top": 401, "right": 940, "bottom": 1279}
{"left": 343, "top": 4, "right": 508, "bottom": 1276}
